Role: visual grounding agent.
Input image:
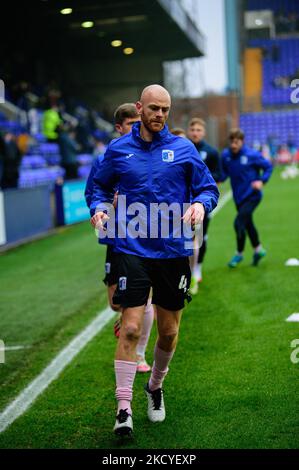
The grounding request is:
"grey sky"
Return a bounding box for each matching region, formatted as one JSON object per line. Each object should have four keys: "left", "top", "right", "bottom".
{"left": 165, "top": 0, "right": 228, "bottom": 97}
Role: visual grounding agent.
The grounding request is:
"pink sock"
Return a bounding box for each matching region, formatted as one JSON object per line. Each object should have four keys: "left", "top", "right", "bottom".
{"left": 115, "top": 360, "right": 137, "bottom": 414}
{"left": 136, "top": 301, "right": 154, "bottom": 359}
{"left": 149, "top": 344, "right": 175, "bottom": 391}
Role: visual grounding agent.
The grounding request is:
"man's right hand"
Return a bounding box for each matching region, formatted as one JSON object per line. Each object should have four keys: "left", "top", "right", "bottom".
{"left": 251, "top": 180, "right": 263, "bottom": 191}
{"left": 90, "top": 211, "right": 110, "bottom": 230}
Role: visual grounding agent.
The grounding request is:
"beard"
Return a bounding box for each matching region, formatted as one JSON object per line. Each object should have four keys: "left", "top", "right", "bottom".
{"left": 142, "top": 114, "right": 164, "bottom": 133}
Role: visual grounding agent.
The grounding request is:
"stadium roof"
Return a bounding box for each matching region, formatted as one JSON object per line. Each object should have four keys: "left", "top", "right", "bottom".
{"left": 2, "top": 0, "right": 205, "bottom": 61}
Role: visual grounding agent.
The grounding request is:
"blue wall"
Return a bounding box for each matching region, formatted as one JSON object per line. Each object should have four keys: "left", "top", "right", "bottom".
{"left": 55, "top": 180, "right": 90, "bottom": 226}
{"left": 3, "top": 185, "right": 53, "bottom": 244}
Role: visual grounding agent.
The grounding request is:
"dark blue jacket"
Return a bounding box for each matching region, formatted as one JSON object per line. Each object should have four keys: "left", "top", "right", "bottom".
{"left": 221, "top": 145, "right": 273, "bottom": 206}
{"left": 85, "top": 155, "right": 104, "bottom": 209}
{"left": 85, "top": 153, "right": 115, "bottom": 246}
{"left": 90, "top": 122, "right": 219, "bottom": 259}
{"left": 194, "top": 140, "right": 221, "bottom": 183}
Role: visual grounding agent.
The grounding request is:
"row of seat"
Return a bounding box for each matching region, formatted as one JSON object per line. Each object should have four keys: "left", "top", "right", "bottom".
{"left": 249, "top": 38, "right": 299, "bottom": 106}
{"left": 247, "top": 0, "right": 299, "bottom": 13}
{"left": 240, "top": 110, "right": 299, "bottom": 147}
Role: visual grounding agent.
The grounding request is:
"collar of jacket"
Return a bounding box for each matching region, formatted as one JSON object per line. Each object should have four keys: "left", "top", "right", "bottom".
{"left": 230, "top": 144, "right": 248, "bottom": 159}
{"left": 194, "top": 140, "right": 206, "bottom": 151}
{"left": 131, "top": 121, "right": 171, "bottom": 147}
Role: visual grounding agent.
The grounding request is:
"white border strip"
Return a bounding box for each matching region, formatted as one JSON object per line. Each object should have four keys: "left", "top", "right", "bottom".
{"left": 0, "top": 346, "right": 31, "bottom": 351}
{"left": 0, "top": 191, "right": 6, "bottom": 246}
{"left": 0, "top": 307, "right": 116, "bottom": 434}
{"left": 211, "top": 190, "right": 232, "bottom": 218}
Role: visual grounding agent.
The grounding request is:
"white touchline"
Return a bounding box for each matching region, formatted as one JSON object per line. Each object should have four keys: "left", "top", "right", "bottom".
{"left": 210, "top": 190, "right": 232, "bottom": 218}
{"left": 286, "top": 313, "right": 299, "bottom": 322}
{"left": 0, "top": 307, "right": 116, "bottom": 434}
{"left": 0, "top": 191, "right": 232, "bottom": 435}
{"left": 0, "top": 346, "right": 32, "bottom": 351}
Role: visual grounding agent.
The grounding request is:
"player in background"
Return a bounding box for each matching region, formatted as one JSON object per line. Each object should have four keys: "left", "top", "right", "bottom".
{"left": 187, "top": 118, "right": 221, "bottom": 294}
{"left": 85, "top": 103, "right": 154, "bottom": 373}
{"left": 170, "top": 127, "right": 187, "bottom": 138}
{"left": 90, "top": 85, "right": 219, "bottom": 436}
{"left": 221, "top": 128, "right": 273, "bottom": 268}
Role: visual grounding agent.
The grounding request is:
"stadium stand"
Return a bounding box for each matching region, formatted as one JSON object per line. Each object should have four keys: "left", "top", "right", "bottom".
{"left": 241, "top": 0, "right": 299, "bottom": 159}
{"left": 0, "top": 92, "right": 109, "bottom": 189}
{"left": 0, "top": 113, "right": 24, "bottom": 135}
{"left": 18, "top": 144, "right": 95, "bottom": 189}
{"left": 249, "top": 38, "right": 299, "bottom": 106}
{"left": 247, "top": 0, "right": 299, "bottom": 14}
{"left": 240, "top": 110, "right": 299, "bottom": 150}
{"left": 19, "top": 142, "right": 65, "bottom": 189}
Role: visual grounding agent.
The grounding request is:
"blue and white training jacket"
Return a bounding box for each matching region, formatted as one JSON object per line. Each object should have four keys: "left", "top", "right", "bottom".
{"left": 221, "top": 145, "right": 273, "bottom": 206}
{"left": 90, "top": 122, "right": 219, "bottom": 259}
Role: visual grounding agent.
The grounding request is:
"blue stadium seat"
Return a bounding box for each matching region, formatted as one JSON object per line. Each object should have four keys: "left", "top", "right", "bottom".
{"left": 240, "top": 110, "right": 299, "bottom": 147}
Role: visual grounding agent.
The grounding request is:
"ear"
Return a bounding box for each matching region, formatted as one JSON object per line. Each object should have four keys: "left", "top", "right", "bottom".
{"left": 135, "top": 101, "right": 142, "bottom": 114}
{"left": 115, "top": 123, "right": 122, "bottom": 134}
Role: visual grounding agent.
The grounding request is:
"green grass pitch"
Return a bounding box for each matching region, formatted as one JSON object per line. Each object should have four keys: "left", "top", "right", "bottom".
{"left": 0, "top": 169, "right": 298, "bottom": 448}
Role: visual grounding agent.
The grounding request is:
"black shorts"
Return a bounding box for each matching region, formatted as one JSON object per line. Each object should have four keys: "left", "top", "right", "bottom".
{"left": 112, "top": 253, "right": 192, "bottom": 311}
{"left": 103, "top": 245, "right": 120, "bottom": 287}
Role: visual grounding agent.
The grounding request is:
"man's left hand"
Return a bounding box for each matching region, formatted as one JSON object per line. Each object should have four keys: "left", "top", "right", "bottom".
{"left": 182, "top": 202, "right": 205, "bottom": 226}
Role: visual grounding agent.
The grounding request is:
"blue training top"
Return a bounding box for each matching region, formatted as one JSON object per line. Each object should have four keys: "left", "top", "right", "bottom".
{"left": 85, "top": 153, "right": 115, "bottom": 246}
{"left": 90, "top": 122, "right": 219, "bottom": 259}
{"left": 221, "top": 145, "right": 273, "bottom": 206}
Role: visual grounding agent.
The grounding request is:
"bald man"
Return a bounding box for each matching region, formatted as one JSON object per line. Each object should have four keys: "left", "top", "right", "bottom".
{"left": 85, "top": 103, "right": 154, "bottom": 374}
{"left": 90, "top": 84, "right": 219, "bottom": 436}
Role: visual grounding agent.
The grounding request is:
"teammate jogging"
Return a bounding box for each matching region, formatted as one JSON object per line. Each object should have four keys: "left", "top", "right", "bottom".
{"left": 187, "top": 118, "right": 221, "bottom": 293}
{"left": 90, "top": 85, "right": 219, "bottom": 436}
{"left": 221, "top": 128, "right": 273, "bottom": 268}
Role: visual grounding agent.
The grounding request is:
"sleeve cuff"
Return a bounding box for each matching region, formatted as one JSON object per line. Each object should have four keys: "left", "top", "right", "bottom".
{"left": 192, "top": 198, "right": 208, "bottom": 213}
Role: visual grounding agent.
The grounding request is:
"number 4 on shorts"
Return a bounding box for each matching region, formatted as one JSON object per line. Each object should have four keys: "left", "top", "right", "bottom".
{"left": 179, "top": 275, "right": 187, "bottom": 292}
